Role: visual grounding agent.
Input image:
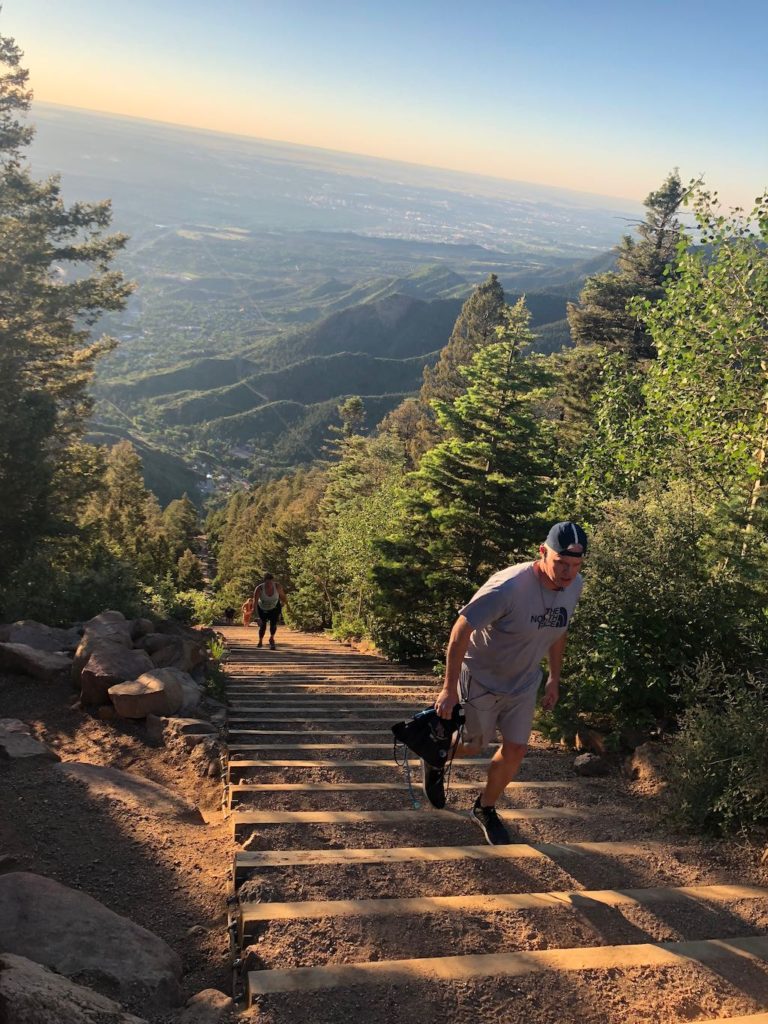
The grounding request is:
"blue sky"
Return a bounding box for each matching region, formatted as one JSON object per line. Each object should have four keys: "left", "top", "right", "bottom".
{"left": 3, "top": 0, "right": 766, "bottom": 205}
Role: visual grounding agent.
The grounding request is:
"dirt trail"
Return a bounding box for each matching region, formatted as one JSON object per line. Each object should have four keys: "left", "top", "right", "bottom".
{"left": 220, "top": 626, "right": 768, "bottom": 1024}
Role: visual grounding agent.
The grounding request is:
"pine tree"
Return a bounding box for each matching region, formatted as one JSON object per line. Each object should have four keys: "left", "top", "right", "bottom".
{"left": 0, "top": 33, "right": 131, "bottom": 587}
{"left": 567, "top": 171, "right": 688, "bottom": 361}
{"left": 372, "top": 299, "right": 554, "bottom": 659}
{"left": 163, "top": 494, "right": 199, "bottom": 559}
{"left": 421, "top": 273, "right": 507, "bottom": 404}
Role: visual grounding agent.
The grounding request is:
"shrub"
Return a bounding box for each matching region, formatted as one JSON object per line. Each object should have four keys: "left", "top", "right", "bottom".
{"left": 539, "top": 482, "right": 768, "bottom": 745}
{"left": 670, "top": 660, "right": 768, "bottom": 835}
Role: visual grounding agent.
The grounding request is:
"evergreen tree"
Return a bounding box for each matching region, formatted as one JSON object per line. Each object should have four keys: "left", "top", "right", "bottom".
{"left": 567, "top": 171, "right": 688, "bottom": 362}
{"left": 163, "top": 493, "right": 199, "bottom": 559}
{"left": 380, "top": 274, "right": 507, "bottom": 462}
{"left": 373, "top": 299, "right": 554, "bottom": 659}
{"left": 0, "top": 33, "right": 131, "bottom": 589}
{"left": 177, "top": 548, "right": 206, "bottom": 590}
{"left": 421, "top": 273, "right": 507, "bottom": 403}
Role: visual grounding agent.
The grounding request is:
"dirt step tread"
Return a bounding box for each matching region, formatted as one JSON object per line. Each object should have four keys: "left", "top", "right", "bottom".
{"left": 238, "top": 883, "right": 768, "bottom": 923}
{"left": 229, "top": 781, "right": 575, "bottom": 792}
{"left": 245, "top": 934, "right": 768, "bottom": 999}
{"left": 232, "top": 807, "right": 586, "bottom": 825}
{"left": 227, "top": 759, "right": 491, "bottom": 769}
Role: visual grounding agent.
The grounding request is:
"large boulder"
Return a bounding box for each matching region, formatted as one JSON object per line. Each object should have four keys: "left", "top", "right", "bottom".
{"left": 0, "top": 872, "right": 182, "bottom": 1008}
{"left": 108, "top": 674, "right": 184, "bottom": 718}
{"left": 150, "top": 638, "right": 206, "bottom": 674}
{"left": 80, "top": 647, "right": 154, "bottom": 706}
{"left": 55, "top": 762, "right": 203, "bottom": 823}
{"left": 134, "top": 632, "right": 177, "bottom": 655}
{"left": 0, "top": 719, "right": 60, "bottom": 762}
{"left": 0, "top": 952, "right": 147, "bottom": 1024}
{"left": 138, "top": 668, "right": 204, "bottom": 715}
{"left": 129, "top": 617, "right": 155, "bottom": 640}
{"left": 82, "top": 612, "right": 133, "bottom": 648}
{"left": 0, "top": 642, "right": 72, "bottom": 681}
{"left": 7, "top": 620, "right": 81, "bottom": 653}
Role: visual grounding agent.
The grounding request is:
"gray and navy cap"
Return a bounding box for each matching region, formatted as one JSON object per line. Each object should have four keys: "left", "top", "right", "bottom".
{"left": 545, "top": 521, "right": 587, "bottom": 556}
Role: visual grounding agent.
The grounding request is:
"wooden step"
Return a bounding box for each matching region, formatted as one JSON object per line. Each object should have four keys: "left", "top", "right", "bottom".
{"left": 238, "top": 882, "right": 768, "bottom": 930}
{"left": 233, "top": 840, "right": 662, "bottom": 878}
{"left": 246, "top": 934, "right": 768, "bottom": 999}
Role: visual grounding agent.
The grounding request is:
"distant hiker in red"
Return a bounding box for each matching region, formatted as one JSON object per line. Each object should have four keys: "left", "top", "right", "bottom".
{"left": 253, "top": 573, "right": 288, "bottom": 649}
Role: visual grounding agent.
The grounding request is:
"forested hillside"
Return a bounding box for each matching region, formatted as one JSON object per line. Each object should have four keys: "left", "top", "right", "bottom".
{"left": 209, "top": 173, "right": 768, "bottom": 836}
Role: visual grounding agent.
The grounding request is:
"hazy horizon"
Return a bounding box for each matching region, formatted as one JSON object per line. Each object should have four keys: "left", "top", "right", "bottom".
{"left": 4, "top": 0, "right": 765, "bottom": 210}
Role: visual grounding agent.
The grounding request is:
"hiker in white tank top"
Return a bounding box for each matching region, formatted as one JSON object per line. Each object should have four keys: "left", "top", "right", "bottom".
{"left": 252, "top": 573, "right": 288, "bottom": 649}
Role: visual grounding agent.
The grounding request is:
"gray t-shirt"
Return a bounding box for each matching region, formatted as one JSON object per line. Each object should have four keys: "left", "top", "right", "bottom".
{"left": 459, "top": 561, "right": 584, "bottom": 696}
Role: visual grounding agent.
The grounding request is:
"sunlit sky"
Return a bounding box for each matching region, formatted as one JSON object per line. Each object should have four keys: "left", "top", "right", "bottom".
{"left": 3, "top": 0, "right": 766, "bottom": 207}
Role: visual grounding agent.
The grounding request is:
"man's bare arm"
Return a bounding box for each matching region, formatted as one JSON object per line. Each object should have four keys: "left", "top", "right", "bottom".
{"left": 435, "top": 615, "right": 473, "bottom": 719}
{"left": 541, "top": 632, "right": 568, "bottom": 711}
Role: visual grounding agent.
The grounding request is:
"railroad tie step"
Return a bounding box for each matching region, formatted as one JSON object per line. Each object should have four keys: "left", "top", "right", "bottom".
{"left": 238, "top": 883, "right": 768, "bottom": 940}
{"left": 232, "top": 840, "right": 663, "bottom": 881}
{"left": 245, "top": 935, "right": 768, "bottom": 1001}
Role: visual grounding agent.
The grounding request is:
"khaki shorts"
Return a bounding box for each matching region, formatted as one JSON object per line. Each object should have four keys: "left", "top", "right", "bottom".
{"left": 459, "top": 667, "right": 539, "bottom": 748}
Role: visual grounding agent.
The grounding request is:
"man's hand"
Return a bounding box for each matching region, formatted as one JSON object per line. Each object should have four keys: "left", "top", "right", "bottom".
{"left": 541, "top": 677, "right": 560, "bottom": 711}
{"left": 435, "top": 687, "right": 459, "bottom": 720}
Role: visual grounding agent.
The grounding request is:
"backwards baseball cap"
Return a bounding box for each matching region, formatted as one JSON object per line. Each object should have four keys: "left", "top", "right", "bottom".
{"left": 545, "top": 521, "right": 588, "bottom": 557}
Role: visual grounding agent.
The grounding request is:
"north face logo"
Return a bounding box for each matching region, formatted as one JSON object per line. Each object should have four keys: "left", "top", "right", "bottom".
{"left": 530, "top": 608, "right": 568, "bottom": 629}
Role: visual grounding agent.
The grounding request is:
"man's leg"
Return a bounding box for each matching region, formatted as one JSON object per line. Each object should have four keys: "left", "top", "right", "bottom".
{"left": 481, "top": 742, "right": 527, "bottom": 806}
{"left": 257, "top": 611, "right": 267, "bottom": 647}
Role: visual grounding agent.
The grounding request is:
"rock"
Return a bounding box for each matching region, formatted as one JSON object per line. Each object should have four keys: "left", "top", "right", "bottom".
{"left": 178, "top": 988, "right": 235, "bottom": 1024}
{"left": 188, "top": 738, "right": 222, "bottom": 778}
{"left": 185, "top": 925, "right": 208, "bottom": 937}
{"left": 80, "top": 647, "right": 154, "bottom": 706}
{"left": 135, "top": 667, "right": 204, "bottom": 714}
{"left": 0, "top": 872, "right": 182, "bottom": 1008}
{"left": 135, "top": 668, "right": 202, "bottom": 715}
{"left": 0, "top": 719, "right": 60, "bottom": 762}
{"left": 0, "top": 642, "right": 72, "bottom": 681}
{"left": 146, "top": 715, "right": 217, "bottom": 746}
{"left": 55, "top": 762, "right": 203, "bottom": 823}
{"left": 0, "top": 952, "right": 148, "bottom": 1024}
{"left": 0, "top": 734, "right": 59, "bottom": 762}
{"left": 0, "top": 717, "right": 30, "bottom": 734}
{"left": 7, "top": 620, "right": 81, "bottom": 653}
{"left": 108, "top": 674, "right": 184, "bottom": 719}
{"left": 164, "top": 717, "right": 218, "bottom": 738}
{"left": 626, "top": 741, "right": 671, "bottom": 793}
{"left": 574, "top": 727, "right": 609, "bottom": 756}
{"left": 82, "top": 612, "right": 133, "bottom": 648}
{"left": 87, "top": 610, "right": 126, "bottom": 624}
{"left": 0, "top": 623, "right": 12, "bottom": 642}
{"left": 135, "top": 633, "right": 177, "bottom": 655}
{"left": 150, "top": 638, "right": 206, "bottom": 674}
{"left": 72, "top": 637, "right": 128, "bottom": 687}
{"left": 130, "top": 617, "right": 155, "bottom": 640}
{"left": 573, "top": 752, "right": 609, "bottom": 777}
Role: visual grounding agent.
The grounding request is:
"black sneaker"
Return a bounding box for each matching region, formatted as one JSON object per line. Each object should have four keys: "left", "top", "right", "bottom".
{"left": 471, "top": 796, "right": 512, "bottom": 845}
{"left": 421, "top": 760, "right": 446, "bottom": 809}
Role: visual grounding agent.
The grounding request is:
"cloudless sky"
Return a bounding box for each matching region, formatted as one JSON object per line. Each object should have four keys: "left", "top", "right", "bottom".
{"left": 3, "top": 0, "right": 766, "bottom": 206}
